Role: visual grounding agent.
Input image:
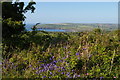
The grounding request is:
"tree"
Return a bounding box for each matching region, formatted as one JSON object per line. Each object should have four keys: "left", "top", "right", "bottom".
{"left": 2, "top": 0, "right": 36, "bottom": 39}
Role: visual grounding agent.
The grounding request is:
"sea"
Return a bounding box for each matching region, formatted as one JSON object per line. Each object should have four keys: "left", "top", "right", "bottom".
{"left": 25, "top": 24, "right": 66, "bottom": 32}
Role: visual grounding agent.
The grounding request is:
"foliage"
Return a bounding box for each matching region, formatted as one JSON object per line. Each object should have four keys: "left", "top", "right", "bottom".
{"left": 2, "top": 1, "right": 36, "bottom": 39}
{"left": 2, "top": 29, "right": 120, "bottom": 78}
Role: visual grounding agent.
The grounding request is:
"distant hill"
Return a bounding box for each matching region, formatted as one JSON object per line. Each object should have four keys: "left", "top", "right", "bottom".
{"left": 36, "top": 23, "right": 118, "bottom": 32}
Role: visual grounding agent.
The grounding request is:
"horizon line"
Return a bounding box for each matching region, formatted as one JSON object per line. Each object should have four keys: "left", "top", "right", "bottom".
{"left": 25, "top": 22, "right": 118, "bottom": 24}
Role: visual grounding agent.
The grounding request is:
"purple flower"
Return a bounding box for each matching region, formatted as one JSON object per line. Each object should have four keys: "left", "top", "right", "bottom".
{"left": 35, "top": 68, "right": 39, "bottom": 70}
{"left": 52, "top": 56, "right": 54, "bottom": 59}
{"left": 61, "top": 67, "right": 65, "bottom": 70}
{"left": 76, "top": 52, "right": 79, "bottom": 55}
{"left": 36, "top": 71, "right": 39, "bottom": 74}
{"left": 39, "top": 70, "right": 42, "bottom": 73}
{"left": 49, "top": 57, "right": 52, "bottom": 60}
{"left": 100, "top": 77, "right": 104, "bottom": 80}
{"left": 83, "top": 48, "right": 87, "bottom": 50}
{"left": 53, "top": 60, "right": 57, "bottom": 64}
{"left": 89, "top": 54, "right": 92, "bottom": 58}
{"left": 49, "top": 67, "right": 54, "bottom": 71}
{"left": 68, "top": 51, "right": 71, "bottom": 53}
{"left": 42, "top": 76, "right": 46, "bottom": 78}
{"left": 58, "top": 70, "right": 61, "bottom": 72}
{"left": 39, "top": 61, "right": 43, "bottom": 63}
{"left": 66, "top": 72, "right": 70, "bottom": 77}
{"left": 62, "top": 57, "right": 66, "bottom": 59}
{"left": 52, "top": 63, "right": 55, "bottom": 66}
{"left": 72, "top": 70, "right": 74, "bottom": 72}
{"left": 56, "top": 66, "right": 59, "bottom": 68}
{"left": 77, "top": 75, "right": 80, "bottom": 77}
{"left": 63, "top": 46, "right": 67, "bottom": 48}
{"left": 42, "top": 69, "right": 46, "bottom": 72}
{"left": 41, "top": 64, "right": 45, "bottom": 67}
{"left": 78, "top": 57, "right": 80, "bottom": 59}
{"left": 29, "top": 65, "right": 32, "bottom": 67}
{"left": 59, "top": 60, "right": 63, "bottom": 62}
{"left": 50, "top": 53, "right": 53, "bottom": 55}
{"left": 61, "top": 72, "right": 64, "bottom": 74}
{"left": 47, "top": 64, "right": 50, "bottom": 66}
{"left": 50, "top": 72, "right": 52, "bottom": 75}
{"left": 44, "top": 60, "right": 46, "bottom": 62}
{"left": 54, "top": 65, "right": 57, "bottom": 68}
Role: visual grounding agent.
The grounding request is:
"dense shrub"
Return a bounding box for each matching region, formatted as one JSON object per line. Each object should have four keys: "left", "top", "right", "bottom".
{"left": 2, "top": 29, "right": 120, "bottom": 78}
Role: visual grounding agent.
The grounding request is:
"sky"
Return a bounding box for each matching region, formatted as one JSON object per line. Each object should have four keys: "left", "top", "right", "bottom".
{"left": 18, "top": 0, "right": 119, "bottom": 2}
{"left": 24, "top": 2, "right": 118, "bottom": 24}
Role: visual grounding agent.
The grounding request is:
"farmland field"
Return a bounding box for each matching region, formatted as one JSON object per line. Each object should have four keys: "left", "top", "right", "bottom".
{"left": 35, "top": 23, "right": 118, "bottom": 32}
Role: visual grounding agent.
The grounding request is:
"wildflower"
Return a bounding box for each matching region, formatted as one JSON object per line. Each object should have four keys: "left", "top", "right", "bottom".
{"left": 54, "top": 65, "right": 57, "bottom": 68}
{"left": 114, "top": 76, "right": 116, "bottom": 78}
{"left": 61, "top": 72, "right": 64, "bottom": 74}
{"left": 50, "top": 72, "right": 52, "bottom": 75}
{"left": 39, "top": 70, "right": 42, "bottom": 73}
{"left": 72, "top": 70, "right": 74, "bottom": 72}
{"left": 41, "top": 64, "right": 45, "bottom": 67}
{"left": 56, "top": 66, "right": 59, "bottom": 68}
{"left": 29, "top": 65, "right": 32, "bottom": 67}
{"left": 58, "top": 70, "right": 60, "bottom": 72}
{"left": 86, "top": 73, "right": 89, "bottom": 75}
{"left": 62, "top": 57, "right": 66, "bottom": 59}
{"left": 100, "top": 77, "right": 104, "bottom": 80}
{"left": 76, "top": 52, "right": 79, "bottom": 55}
{"left": 66, "top": 73, "right": 70, "bottom": 77}
{"left": 52, "top": 56, "right": 54, "bottom": 59}
{"left": 89, "top": 54, "right": 92, "bottom": 58}
{"left": 61, "top": 67, "right": 65, "bottom": 70}
{"left": 39, "top": 61, "right": 43, "bottom": 63}
{"left": 64, "top": 46, "right": 67, "bottom": 48}
{"left": 73, "top": 74, "right": 76, "bottom": 78}
{"left": 49, "top": 57, "right": 52, "bottom": 60}
{"left": 49, "top": 66, "right": 54, "bottom": 71}
{"left": 53, "top": 60, "right": 57, "bottom": 64}
{"left": 35, "top": 68, "right": 39, "bottom": 70}
{"left": 44, "top": 60, "right": 46, "bottom": 62}
{"left": 60, "top": 60, "right": 63, "bottom": 62}
{"left": 83, "top": 48, "right": 87, "bottom": 50}
{"left": 42, "top": 76, "right": 46, "bottom": 78}
{"left": 68, "top": 51, "right": 71, "bottom": 53}
{"left": 47, "top": 63, "right": 50, "bottom": 67}
{"left": 77, "top": 75, "right": 80, "bottom": 77}
{"left": 42, "top": 69, "right": 46, "bottom": 72}
{"left": 32, "top": 68, "right": 35, "bottom": 70}
{"left": 36, "top": 71, "right": 39, "bottom": 74}
{"left": 66, "top": 55, "right": 69, "bottom": 58}
{"left": 50, "top": 53, "right": 53, "bottom": 55}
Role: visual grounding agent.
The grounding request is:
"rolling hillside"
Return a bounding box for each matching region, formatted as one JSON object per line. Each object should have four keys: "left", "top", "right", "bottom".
{"left": 36, "top": 23, "right": 118, "bottom": 32}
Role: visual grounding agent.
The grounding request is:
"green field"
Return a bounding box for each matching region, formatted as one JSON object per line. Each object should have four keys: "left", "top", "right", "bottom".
{"left": 36, "top": 23, "right": 118, "bottom": 32}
